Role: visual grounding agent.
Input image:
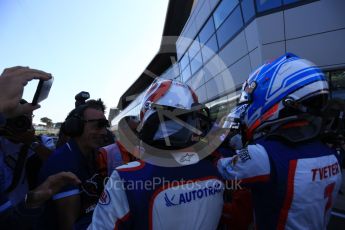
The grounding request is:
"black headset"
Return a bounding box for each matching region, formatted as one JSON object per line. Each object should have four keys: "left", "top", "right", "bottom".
{"left": 63, "top": 105, "right": 88, "bottom": 137}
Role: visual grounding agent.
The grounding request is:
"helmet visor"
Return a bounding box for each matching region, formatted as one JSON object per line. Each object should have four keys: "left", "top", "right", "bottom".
{"left": 139, "top": 103, "right": 210, "bottom": 149}
{"left": 238, "top": 80, "right": 257, "bottom": 105}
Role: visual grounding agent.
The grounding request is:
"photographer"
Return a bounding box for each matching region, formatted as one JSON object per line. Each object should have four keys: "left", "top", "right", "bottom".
{"left": 0, "top": 66, "right": 81, "bottom": 229}
{"left": 0, "top": 101, "right": 75, "bottom": 229}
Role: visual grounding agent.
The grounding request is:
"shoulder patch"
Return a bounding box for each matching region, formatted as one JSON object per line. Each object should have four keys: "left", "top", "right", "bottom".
{"left": 116, "top": 160, "right": 145, "bottom": 172}
{"left": 237, "top": 147, "right": 251, "bottom": 163}
{"left": 98, "top": 190, "right": 110, "bottom": 205}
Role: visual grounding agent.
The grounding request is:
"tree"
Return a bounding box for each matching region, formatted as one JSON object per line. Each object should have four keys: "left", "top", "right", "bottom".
{"left": 41, "top": 117, "right": 53, "bottom": 128}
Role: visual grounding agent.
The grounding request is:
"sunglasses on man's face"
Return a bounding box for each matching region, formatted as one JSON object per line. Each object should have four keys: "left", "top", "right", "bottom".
{"left": 83, "top": 119, "right": 110, "bottom": 129}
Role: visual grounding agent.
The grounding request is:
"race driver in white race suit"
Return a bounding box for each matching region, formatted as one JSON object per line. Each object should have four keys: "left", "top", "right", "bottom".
{"left": 88, "top": 79, "right": 224, "bottom": 229}
{"left": 217, "top": 53, "right": 342, "bottom": 230}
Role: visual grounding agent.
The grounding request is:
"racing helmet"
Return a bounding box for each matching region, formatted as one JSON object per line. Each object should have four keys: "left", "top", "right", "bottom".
{"left": 238, "top": 53, "right": 329, "bottom": 140}
{"left": 137, "top": 79, "right": 209, "bottom": 150}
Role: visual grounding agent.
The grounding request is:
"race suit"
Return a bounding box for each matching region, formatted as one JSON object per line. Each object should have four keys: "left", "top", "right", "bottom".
{"left": 88, "top": 158, "right": 224, "bottom": 230}
{"left": 97, "top": 143, "right": 124, "bottom": 177}
{"left": 217, "top": 138, "right": 342, "bottom": 230}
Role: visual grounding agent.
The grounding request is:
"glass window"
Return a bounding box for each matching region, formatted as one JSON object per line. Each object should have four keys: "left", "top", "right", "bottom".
{"left": 199, "top": 17, "right": 216, "bottom": 45}
{"left": 216, "top": 5, "right": 243, "bottom": 48}
{"left": 188, "top": 37, "right": 201, "bottom": 60}
{"left": 181, "top": 65, "right": 192, "bottom": 82}
{"left": 329, "top": 70, "right": 345, "bottom": 100}
{"left": 201, "top": 34, "right": 219, "bottom": 64}
{"left": 255, "top": 0, "right": 282, "bottom": 13}
{"left": 241, "top": 0, "right": 255, "bottom": 23}
{"left": 190, "top": 52, "right": 203, "bottom": 75}
{"left": 283, "top": 0, "right": 301, "bottom": 4}
{"left": 213, "top": 0, "right": 239, "bottom": 29}
{"left": 179, "top": 54, "right": 189, "bottom": 72}
{"left": 174, "top": 75, "right": 181, "bottom": 81}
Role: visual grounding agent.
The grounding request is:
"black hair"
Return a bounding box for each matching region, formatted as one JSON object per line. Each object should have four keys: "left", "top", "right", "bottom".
{"left": 85, "top": 99, "right": 106, "bottom": 113}
{"left": 62, "top": 99, "right": 106, "bottom": 137}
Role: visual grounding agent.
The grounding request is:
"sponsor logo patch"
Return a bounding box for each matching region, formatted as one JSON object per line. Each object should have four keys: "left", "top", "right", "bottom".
{"left": 98, "top": 190, "right": 110, "bottom": 205}
{"left": 238, "top": 148, "right": 251, "bottom": 163}
{"left": 164, "top": 182, "right": 222, "bottom": 207}
{"left": 179, "top": 153, "right": 194, "bottom": 163}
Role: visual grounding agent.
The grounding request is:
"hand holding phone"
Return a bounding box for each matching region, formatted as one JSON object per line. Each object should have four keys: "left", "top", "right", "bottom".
{"left": 32, "top": 77, "right": 54, "bottom": 105}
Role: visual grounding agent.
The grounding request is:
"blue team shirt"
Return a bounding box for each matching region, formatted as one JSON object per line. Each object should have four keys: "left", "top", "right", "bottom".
{"left": 0, "top": 152, "right": 12, "bottom": 213}
{"left": 0, "top": 137, "right": 42, "bottom": 228}
{"left": 39, "top": 139, "right": 101, "bottom": 230}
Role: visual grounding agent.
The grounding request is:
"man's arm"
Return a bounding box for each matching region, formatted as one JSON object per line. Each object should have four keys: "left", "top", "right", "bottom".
{"left": 217, "top": 144, "right": 271, "bottom": 184}
{"left": 26, "top": 171, "right": 81, "bottom": 208}
{"left": 88, "top": 170, "right": 130, "bottom": 230}
{"left": 54, "top": 194, "right": 81, "bottom": 230}
{"left": 43, "top": 172, "right": 81, "bottom": 230}
{"left": 0, "top": 171, "right": 80, "bottom": 228}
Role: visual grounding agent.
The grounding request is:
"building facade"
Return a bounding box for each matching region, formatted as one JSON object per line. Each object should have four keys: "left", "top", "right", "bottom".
{"left": 111, "top": 1, "right": 345, "bottom": 226}
{"left": 112, "top": 0, "right": 345, "bottom": 126}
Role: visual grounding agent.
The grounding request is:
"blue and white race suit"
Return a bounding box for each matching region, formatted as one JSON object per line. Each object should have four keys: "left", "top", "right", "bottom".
{"left": 88, "top": 158, "right": 224, "bottom": 230}
{"left": 217, "top": 138, "right": 342, "bottom": 230}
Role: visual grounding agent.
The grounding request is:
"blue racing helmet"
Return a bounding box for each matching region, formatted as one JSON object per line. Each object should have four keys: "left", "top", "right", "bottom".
{"left": 238, "top": 53, "right": 329, "bottom": 140}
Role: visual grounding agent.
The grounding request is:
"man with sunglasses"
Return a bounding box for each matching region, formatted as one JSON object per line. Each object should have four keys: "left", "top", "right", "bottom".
{"left": 38, "top": 99, "right": 109, "bottom": 230}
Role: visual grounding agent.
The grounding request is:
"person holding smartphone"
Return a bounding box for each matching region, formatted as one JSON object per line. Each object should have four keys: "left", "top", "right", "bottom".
{"left": 0, "top": 66, "right": 51, "bottom": 120}
{"left": 0, "top": 66, "right": 81, "bottom": 229}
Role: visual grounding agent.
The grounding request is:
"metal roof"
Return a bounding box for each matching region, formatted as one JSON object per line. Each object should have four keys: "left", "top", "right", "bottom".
{"left": 117, "top": 0, "right": 194, "bottom": 110}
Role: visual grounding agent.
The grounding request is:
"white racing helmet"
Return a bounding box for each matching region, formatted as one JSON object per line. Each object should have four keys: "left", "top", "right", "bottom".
{"left": 137, "top": 79, "right": 210, "bottom": 150}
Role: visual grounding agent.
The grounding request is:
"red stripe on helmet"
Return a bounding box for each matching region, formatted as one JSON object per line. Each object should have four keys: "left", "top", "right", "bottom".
{"left": 147, "top": 80, "right": 172, "bottom": 104}
{"left": 188, "top": 85, "right": 199, "bottom": 103}
{"left": 146, "top": 82, "right": 158, "bottom": 95}
{"left": 140, "top": 80, "right": 172, "bottom": 120}
{"left": 282, "top": 120, "right": 309, "bottom": 129}
{"left": 247, "top": 103, "right": 279, "bottom": 140}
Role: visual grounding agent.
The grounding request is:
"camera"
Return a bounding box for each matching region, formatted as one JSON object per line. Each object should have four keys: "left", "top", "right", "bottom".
{"left": 75, "top": 91, "right": 90, "bottom": 108}
{"left": 2, "top": 99, "right": 32, "bottom": 133}
{"left": 6, "top": 115, "right": 32, "bottom": 133}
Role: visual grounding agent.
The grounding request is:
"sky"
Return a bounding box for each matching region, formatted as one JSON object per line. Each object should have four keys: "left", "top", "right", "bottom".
{"left": 0, "top": 0, "right": 169, "bottom": 124}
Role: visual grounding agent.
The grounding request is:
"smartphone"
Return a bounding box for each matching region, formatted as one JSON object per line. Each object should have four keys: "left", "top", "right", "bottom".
{"left": 32, "top": 77, "right": 54, "bottom": 105}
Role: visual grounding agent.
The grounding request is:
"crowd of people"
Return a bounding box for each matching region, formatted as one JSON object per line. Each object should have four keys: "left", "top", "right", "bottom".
{"left": 0, "top": 53, "right": 344, "bottom": 230}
